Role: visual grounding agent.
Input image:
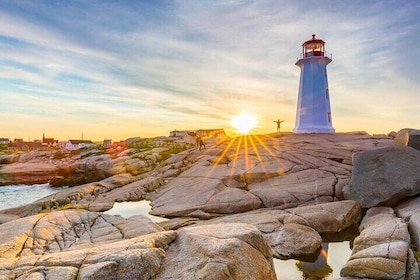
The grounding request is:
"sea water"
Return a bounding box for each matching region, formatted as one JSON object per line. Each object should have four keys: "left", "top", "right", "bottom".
{"left": 0, "top": 183, "right": 65, "bottom": 210}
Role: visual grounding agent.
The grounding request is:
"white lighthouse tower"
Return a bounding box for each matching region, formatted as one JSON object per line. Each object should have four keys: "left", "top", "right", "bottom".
{"left": 293, "top": 34, "right": 335, "bottom": 134}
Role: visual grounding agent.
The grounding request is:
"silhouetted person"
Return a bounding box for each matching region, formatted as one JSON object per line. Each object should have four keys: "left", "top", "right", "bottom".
{"left": 196, "top": 135, "right": 200, "bottom": 147}
{"left": 273, "top": 119, "right": 284, "bottom": 133}
{"left": 199, "top": 138, "right": 206, "bottom": 151}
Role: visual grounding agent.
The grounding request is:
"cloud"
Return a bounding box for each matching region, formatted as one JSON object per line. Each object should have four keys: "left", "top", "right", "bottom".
{"left": 0, "top": 0, "right": 419, "bottom": 139}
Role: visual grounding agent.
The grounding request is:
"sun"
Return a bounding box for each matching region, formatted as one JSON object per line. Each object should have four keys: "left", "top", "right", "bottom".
{"left": 230, "top": 113, "right": 258, "bottom": 134}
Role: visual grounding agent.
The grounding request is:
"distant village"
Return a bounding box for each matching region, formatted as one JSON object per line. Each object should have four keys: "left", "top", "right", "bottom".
{"left": 0, "top": 134, "right": 110, "bottom": 151}
{"left": 0, "top": 129, "right": 226, "bottom": 151}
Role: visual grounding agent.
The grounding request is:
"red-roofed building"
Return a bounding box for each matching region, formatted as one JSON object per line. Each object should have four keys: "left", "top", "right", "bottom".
{"left": 8, "top": 141, "right": 44, "bottom": 151}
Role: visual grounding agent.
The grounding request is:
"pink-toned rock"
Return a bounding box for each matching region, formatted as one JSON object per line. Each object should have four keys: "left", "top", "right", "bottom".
{"left": 250, "top": 169, "right": 337, "bottom": 209}
{"left": 150, "top": 177, "right": 261, "bottom": 218}
{"left": 154, "top": 223, "right": 277, "bottom": 280}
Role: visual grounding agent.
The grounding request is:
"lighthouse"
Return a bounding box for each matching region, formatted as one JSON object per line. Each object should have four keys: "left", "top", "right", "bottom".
{"left": 293, "top": 34, "right": 335, "bottom": 134}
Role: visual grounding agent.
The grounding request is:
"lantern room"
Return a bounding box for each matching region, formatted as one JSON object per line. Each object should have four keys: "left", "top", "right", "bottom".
{"left": 302, "top": 34, "right": 325, "bottom": 57}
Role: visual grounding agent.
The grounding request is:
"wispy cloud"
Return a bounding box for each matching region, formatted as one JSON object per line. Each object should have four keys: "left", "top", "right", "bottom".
{"left": 0, "top": 0, "right": 419, "bottom": 139}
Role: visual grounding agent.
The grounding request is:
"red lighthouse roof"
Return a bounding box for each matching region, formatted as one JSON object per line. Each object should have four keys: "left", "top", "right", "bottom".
{"left": 302, "top": 34, "right": 325, "bottom": 57}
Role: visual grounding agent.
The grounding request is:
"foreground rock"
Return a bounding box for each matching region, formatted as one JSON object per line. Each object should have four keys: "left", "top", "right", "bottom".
{"left": 343, "top": 146, "right": 420, "bottom": 208}
{"left": 0, "top": 210, "right": 277, "bottom": 280}
{"left": 0, "top": 209, "right": 175, "bottom": 280}
{"left": 340, "top": 207, "right": 419, "bottom": 279}
{"left": 395, "top": 195, "right": 420, "bottom": 251}
{"left": 394, "top": 128, "right": 420, "bottom": 151}
{"left": 159, "top": 200, "right": 361, "bottom": 261}
{"left": 154, "top": 223, "right": 277, "bottom": 280}
{"left": 4, "top": 132, "right": 417, "bottom": 279}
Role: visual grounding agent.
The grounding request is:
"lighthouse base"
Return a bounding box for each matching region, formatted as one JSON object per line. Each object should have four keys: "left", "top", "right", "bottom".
{"left": 293, "top": 127, "right": 335, "bottom": 134}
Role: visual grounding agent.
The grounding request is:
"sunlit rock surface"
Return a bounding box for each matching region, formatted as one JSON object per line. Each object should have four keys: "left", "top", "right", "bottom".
{"left": 394, "top": 128, "right": 420, "bottom": 151}
{"left": 2, "top": 131, "right": 420, "bottom": 279}
{"left": 154, "top": 223, "right": 277, "bottom": 280}
{"left": 161, "top": 200, "right": 360, "bottom": 261}
{"left": 343, "top": 145, "right": 420, "bottom": 208}
{"left": 0, "top": 210, "right": 276, "bottom": 280}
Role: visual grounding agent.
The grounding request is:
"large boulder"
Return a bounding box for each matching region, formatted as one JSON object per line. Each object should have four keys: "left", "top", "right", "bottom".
{"left": 154, "top": 223, "right": 277, "bottom": 280}
{"left": 394, "top": 128, "right": 420, "bottom": 151}
{"left": 343, "top": 146, "right": 420, "bottom": 208}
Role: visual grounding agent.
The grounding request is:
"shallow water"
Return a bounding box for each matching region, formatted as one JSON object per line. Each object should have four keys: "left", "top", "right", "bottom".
{"left": 0, "top": 183, "right": 65, "bottom": 210}
{"left": 106, "top": 200, "right": 352, "bottom": 279}
{"left": 104, "top": 200, "right": 168, "bottom": 223}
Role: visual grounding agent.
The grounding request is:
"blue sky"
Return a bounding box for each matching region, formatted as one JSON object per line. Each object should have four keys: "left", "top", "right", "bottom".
{"left": 0, "top": 0, "right": 419, "bottom": 141}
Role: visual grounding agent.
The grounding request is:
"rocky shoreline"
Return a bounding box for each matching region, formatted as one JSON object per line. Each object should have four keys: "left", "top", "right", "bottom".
{"left": 0, "top": 129, "right": 419, "bottom": 279}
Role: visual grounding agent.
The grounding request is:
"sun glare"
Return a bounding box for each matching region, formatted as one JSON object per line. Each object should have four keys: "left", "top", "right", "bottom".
{"left": 231, "top": 113, "right": 257, "bottom": 134}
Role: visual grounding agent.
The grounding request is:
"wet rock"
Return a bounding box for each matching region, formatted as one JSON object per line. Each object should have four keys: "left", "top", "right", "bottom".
{"left": 343, "top": 146, "right": 420, "bottom": 208}
{"left": 267, "top": 222, "right": 322, "bottom": 261}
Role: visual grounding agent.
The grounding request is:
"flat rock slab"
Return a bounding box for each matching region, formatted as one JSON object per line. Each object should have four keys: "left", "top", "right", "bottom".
{"left": 150, "top": 176, "right": 262, "bottom": 218}
{"left": 250, "top": 169, "right": 337, "bottom": 209}
{"left": 149, "top": 133, "right": 390, "bottom": 219}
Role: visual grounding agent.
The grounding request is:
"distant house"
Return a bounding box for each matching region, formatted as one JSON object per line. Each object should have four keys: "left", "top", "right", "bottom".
{"left": 42, "top": 134, "right": 58, "bottom": 147}
{"left": 103, "top": 139, "right": 112, "bottom": 147}
{"left": 169, "top": 130, "right": 195, "bottom": 137}
{"left": 8, "top": 141, "right": 44, "bottom": 151}
{"left": 65, "top": 140, "right": 95, "bottom": 150}
{"left": 0, "top": 138, "right": 10, "bottom": 144}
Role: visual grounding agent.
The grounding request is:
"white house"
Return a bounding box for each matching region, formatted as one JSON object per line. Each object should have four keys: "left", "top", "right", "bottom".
{"left": 65, "top": 140, "right": 95, "bottom": 150}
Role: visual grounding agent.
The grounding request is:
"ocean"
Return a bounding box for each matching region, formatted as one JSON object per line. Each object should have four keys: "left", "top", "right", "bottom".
{"left": 0, "top": 183, "right": 65, "bottom": 211}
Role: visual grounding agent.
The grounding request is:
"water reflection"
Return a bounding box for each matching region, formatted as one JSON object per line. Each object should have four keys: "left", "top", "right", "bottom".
{"left": 273, "top": 242, "right": 351, "bottom": 279}
{"left": 296, "top": 243, "right": 332, "bottom": 280}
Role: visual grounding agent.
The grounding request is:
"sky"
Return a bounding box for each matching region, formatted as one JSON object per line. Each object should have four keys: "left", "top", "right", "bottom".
{"left": 0, "top": 0, "right": 419, "bottom": 141}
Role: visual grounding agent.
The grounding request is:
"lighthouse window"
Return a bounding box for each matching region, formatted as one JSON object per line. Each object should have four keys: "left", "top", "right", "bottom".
{"left": 328, "top": 112, "right": 331, "bottom": 123}
{"left": 325, "top": 88, "right": 329, "bottom": 99}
